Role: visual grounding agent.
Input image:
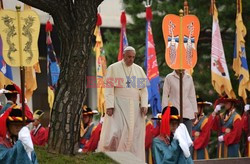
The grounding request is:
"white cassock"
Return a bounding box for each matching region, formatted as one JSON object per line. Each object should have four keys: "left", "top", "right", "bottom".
{"left": 97, "top": 60, "right": 148, "bottom": 162}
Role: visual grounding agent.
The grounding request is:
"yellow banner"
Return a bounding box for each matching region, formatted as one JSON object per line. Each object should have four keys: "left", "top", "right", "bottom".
{"left": 0, "top": 9, "right": 40, "bottom": 67}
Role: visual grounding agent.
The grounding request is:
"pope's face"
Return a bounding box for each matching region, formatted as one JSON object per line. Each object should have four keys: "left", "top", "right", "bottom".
{"left": 123, "top": 50, "right": 135, "bottom": 66}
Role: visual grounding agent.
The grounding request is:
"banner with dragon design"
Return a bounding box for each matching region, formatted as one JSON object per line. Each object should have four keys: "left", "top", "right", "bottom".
{"left": 0, "top": 9, "right": 40, "bottom": 67}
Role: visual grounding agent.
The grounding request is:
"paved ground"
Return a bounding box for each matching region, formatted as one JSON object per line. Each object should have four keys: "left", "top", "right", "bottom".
{"left": 105, "top": 152, "right": 250, "bottom": 164}
{"left": 104, "top": 152, "right": 145, "bottom": 164}
{"left": 194, "top": 157, "right": 250, "bottom": 164}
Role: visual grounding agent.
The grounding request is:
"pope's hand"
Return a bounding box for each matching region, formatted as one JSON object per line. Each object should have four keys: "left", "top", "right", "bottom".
{"left": 106, "top": 108, "right": 114, "bottom": 116}
{"left": 141, "top": 107, "right": 148, "bottom": 116}
{"left": 248, "top": 136, "right": 250, "bottom": 142}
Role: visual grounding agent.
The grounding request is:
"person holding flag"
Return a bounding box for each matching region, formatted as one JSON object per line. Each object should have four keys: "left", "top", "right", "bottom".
{"left": 192, "top": 96, "right": 214, "bottom": 160}
{"left": 162, "top": 69, "right": 198, "bottom": 137}
{"left": 212, "top": 96, "right": 242, "bottom": 158}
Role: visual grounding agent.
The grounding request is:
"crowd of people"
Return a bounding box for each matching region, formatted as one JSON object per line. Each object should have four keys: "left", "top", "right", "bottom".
{"left": 0, "top": 46, "right": 249, "bottom": 164}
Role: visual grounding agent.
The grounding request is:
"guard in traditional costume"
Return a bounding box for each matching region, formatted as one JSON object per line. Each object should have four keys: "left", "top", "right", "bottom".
{"left": 192, "top": 97, "right": 214, "bottom": 160}
{"left": 78, "top": 105, "right": 98, "bottom": 152}
{"left": 242, "top": 104, "right": 250, "bottom": 157}
{"left": 82, "top": 118, "right": 103, "bottom": 153}
{"left": 152, "top": 106, "right": 193, "bottom": 164}
{"left": 30, "top": 110, "right": 48, "bottom": 146}
{"left": 145, "top": 114, "right": 161, "bottom": 164}
{"left": 0, "top": 105, "right": 37, "bottom": 163}
{"left": 212, "top": 96, "right": 242, "bottom": 158}
{"left": 0, "top": 84, "right": 19, "bottom": 114}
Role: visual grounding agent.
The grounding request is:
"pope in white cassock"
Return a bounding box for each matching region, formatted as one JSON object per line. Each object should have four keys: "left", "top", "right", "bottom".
{"left": 97, "top": 46, "right": 148, "bottom": 162}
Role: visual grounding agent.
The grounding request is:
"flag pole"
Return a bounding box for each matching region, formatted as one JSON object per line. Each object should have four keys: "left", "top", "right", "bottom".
{"left": 0, "top": 0, "right": 3, "bottom": 10}
{"left": 16, "top": 5, "right": 26, "bottom": 125}
{"left": 179, "top": 9, "right": 184, "bottom": 123}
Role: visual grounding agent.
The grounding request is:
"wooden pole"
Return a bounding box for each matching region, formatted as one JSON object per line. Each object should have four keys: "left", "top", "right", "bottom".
{"left": 16, "top": 5, "right": 26, "bottom": 125}
{"left": 179, "top": 9, "right": 184, "bottom": 123}
{"left": 180, "top": 70, "right": 183, "bottom": 123}
{"left": 184, "top": 0, "right": 189, "bottom": 15}
{"left": 0, "top": 0, "right": 3, "bottom": 10}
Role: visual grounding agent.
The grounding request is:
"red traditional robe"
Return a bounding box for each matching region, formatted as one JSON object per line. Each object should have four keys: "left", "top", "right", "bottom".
{"left": 212, "top": 113, "right": 242, "bottom": 146}
{"left": 83, "top": 123, "right": 102, "bottom": 152}
{"left": 212, "top": 111, "right": 242, "bottom": 158}
{"left": 242, "top": 112, "right": 249, "bottom": 157}
{"left": 30, "top": 124, "right": 47, "bottom": 146}
{"left": 145, "top": 120, "right": 160, "bottom": 150}
{"left": 145, "top": 120, "right": 160, "bottom": 164}
{"left": 193, "top": 115, "right": 214, "bottom": 150}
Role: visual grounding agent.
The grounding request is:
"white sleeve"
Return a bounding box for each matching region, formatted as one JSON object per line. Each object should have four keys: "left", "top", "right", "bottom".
{"left": 18, "top": 126, "right": 34, "bottom": 161}
{"left": 162, "top": 77, "right": 170, "bottom": 110}
{"left": 188, "top": 76, "right": 198, "bottom": 113}
{"left": 104, "top": 66, "right": 115, "bottom": 109}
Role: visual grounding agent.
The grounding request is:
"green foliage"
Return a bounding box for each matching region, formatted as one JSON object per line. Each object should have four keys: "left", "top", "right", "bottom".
{"left": 35, "top": 146, "right": 117, "bottom": 164}
{"left": 102, "top": 0, "right": 250, "bottom": 158}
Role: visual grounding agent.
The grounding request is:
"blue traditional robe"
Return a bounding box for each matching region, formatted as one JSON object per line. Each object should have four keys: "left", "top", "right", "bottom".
{"left": 0, "top": 102, "right": 15, "bottom": 115}
{"left": 152, "top": 137, "right": 193, "bottom": 164}
{"left": 192, "top": 115, "right": 210, "bottom": 160}
{"left": 0, "top": 139, "right": 38, "bottom": 164}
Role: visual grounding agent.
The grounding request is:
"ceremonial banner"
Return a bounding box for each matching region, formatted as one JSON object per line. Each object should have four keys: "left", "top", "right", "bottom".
{"left": 0, "top": 3, "right": 13, "bottom": 88}
{"left": 117, "top": 11, "right": 128, "bottom": 61}
{"left": 94, "top": 13, "right": 107, "bottom": 114}
{"left": 25, "top": 62, "right": 40, "bottom": 100}
{"left": 145, "top": 7, "right": 161, "bottom": 116}
{"left": 233, "top": 0, "right": 250, "bottom": 103}
{"left": 211, "top": 5, "right": 235, "bottom": 98}
{"left": 0, "top": 36, "right": 13, "bottom": 88}
{"left": 46, "top": 20, "right": 60, "bottom": 110}
{"left": 162, "top": 14, "right": 200, "bottom": 69}
{"left": 23, "top": 4, "right": 40, "bottom": 101}
{"left": 0, "top": 9, "right": 40, "bottom": 67}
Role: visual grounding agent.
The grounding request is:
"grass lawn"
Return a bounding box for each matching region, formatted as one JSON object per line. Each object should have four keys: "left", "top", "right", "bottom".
{"left": 35, "top": 146, "right": 118, "bottom": 164}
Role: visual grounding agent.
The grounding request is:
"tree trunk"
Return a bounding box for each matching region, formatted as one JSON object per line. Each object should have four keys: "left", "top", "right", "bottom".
{"left": 18, "top": 0, "right": 103, "bottom": 155}
{"left": 47, "top": 15, "right": 96, "bottom": 155}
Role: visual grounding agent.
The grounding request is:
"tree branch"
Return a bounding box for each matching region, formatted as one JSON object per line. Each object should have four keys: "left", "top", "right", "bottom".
{"left": 18, "top": 0, "right": 59, "bottom": 14}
